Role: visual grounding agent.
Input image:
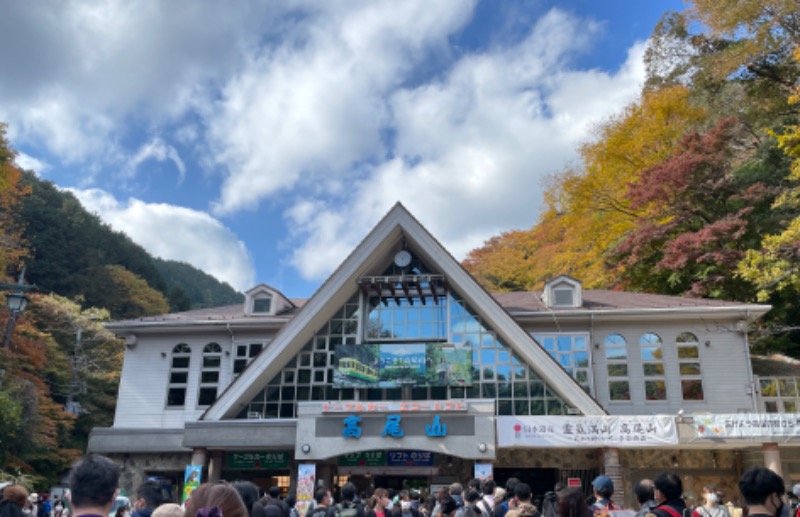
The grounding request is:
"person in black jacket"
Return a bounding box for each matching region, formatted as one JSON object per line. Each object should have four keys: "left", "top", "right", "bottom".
{"left": 651, "top": 472, "right": 689, "bottom": 517}
{"left": 132, "top": 480, "right": 163, "bottom": 517}
{"left": 739, "top": 468, "right": 786, "bottom": 517}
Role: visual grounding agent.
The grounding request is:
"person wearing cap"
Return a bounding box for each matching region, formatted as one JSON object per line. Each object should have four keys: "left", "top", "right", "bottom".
{"left": 590, "top": 476, "right": 617, "bottom": 516}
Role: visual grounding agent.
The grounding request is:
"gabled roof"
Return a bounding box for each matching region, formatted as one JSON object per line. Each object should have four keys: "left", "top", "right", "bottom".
{"left": 203, "top": 203, "right": 606, "bottom": 420}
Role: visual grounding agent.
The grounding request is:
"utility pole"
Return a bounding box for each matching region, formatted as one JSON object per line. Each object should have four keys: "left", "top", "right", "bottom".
{"left": 65, "top": 326, "right": 87, "bottom": 416}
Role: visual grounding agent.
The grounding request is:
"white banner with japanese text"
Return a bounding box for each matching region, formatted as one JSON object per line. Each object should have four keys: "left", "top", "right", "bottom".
{"left": 497, "top": 415, "right": 678, "bottom": 447}
{"left": 692, "top": 413, "right": 800, "bottom": 438}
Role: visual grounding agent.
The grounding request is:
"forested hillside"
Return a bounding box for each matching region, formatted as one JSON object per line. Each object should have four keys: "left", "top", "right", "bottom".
{"left": 153, "top": 257, "right": 244, "bottom": 311}
{"left": 464, "top": 0, "right": 800, "bottom": 357}
{"left": 0, "top": 127, "right": 244, "bottom": 486}
{"left": 19, "top": 170, "right": 243, "bottom": 319}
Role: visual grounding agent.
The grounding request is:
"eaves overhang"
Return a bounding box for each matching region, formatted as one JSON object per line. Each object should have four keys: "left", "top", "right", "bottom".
{"left": 509, "top": 305, "right": 771, "bottom": 322}
{"left": 105, "top": 317, "right": 292, "bottom": 334}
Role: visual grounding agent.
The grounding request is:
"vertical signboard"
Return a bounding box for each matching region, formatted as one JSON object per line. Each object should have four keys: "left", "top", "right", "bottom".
{"left": 182, "top": 465, "right": 202, "bottom": 504}
{"left": 296, "top": 464, "right": 316, "bottom": 517}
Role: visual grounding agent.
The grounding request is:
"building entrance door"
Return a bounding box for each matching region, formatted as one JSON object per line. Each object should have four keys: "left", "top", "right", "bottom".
{"left": 494, "top": 468, "right": 559, "bottom": 502}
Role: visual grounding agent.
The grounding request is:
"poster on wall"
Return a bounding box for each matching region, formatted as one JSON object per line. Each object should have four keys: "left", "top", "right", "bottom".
{"left": 333, "top": 343, "right": 472, "bottom": 388}
{"left": 295, "top": 464, "right": 316, "bottom": 517}
{"left": 474, "top": 463, "right": 493, "bottom": 481}
{"left": 182, "top": 465, "right": 202, "bottom": 504}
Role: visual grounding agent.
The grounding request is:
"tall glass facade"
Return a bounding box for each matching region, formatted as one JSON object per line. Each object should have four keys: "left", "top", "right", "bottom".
{"left": 239, "top": 271, "right": 575, "bottom": 418}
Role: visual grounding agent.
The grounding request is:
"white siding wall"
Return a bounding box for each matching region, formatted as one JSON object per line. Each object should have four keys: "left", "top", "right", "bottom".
{"left": 113, "top": 330, "right": 277, "bottom": 428}
{"left": 520, "top": 318, "right": 756, "bottom": 415}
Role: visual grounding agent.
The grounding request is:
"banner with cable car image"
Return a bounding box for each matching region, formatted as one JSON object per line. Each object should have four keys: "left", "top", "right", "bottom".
{"left": 333, "top": 342, "right": 472, "bottom": 388}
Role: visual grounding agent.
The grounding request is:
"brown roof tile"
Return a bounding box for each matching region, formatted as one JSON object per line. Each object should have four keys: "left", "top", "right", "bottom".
{"left": 112, "top": 289, "right": 756, "bottom": 326}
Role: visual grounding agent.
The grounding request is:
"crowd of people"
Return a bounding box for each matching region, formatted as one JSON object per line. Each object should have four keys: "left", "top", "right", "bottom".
{"left": 1, "top": 455, "right": 799, "bottom": 517}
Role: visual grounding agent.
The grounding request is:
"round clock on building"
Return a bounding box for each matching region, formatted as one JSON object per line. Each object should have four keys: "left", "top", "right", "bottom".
{"left": 394, "top": 250, "right": 412, "bottom": 268}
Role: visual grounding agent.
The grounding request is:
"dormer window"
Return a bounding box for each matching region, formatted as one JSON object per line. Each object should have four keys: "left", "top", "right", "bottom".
{"left": 244, "top": 284, "right": 295, "bottom": 316}
{"left": 253, "top": 296, "right": 272, "bottom": 314}
{"left": 543, "top": 275, "right": 582, "bottom": 309}
{"left": 553, "top": 287, "right": 574, "bottom": 306}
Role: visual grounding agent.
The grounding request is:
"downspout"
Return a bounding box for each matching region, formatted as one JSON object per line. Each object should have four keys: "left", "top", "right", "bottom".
{"left": 226, "top": 323, "right": 236, "bottom": 389}
{"left": 742, "top": 309, "right": 758, "bottom": 411}
{"left": 590, "top": 312, "right": 597, "bottom": 398}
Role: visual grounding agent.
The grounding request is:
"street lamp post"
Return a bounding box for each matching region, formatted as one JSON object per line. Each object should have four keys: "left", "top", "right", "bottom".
{"left": 1, "top": 268, "right": 35, "bottom": 350}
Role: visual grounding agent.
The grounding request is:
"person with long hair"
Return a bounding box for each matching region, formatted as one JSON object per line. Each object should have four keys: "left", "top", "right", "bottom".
{"left": 557, "top": 489, "right": 588, "bottom": 517}
{"left": 185, "top": 483, "right": 248, "bottom": 517}
{"left": 367, "top": 489, "right": 392, "bottom": 517}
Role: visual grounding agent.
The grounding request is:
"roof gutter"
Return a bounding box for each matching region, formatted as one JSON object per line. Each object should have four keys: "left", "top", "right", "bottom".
{"left": 509, "top": 305, "right": 772, "bottom": 320}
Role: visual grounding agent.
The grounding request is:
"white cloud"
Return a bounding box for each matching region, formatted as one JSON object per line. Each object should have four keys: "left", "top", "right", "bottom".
{"left": 0, "top": 1, "right": 651, "bottom": 288}
{"left": 14, "top": 152, "right": 49, "bottom": 174}
{"left": 285, "top": 10, "right": 647, "bottom": 280}
{"left": 0, "top": 0, "right": 278, "bottom": 168}
{"left": 124, "top": 137, "right": 187, "bottom": 185}
{"left": 69, "top": 188, "right": 255, "bottom": 291}
{"left": 207, "top": 0, "right": 476, "bottom": 214}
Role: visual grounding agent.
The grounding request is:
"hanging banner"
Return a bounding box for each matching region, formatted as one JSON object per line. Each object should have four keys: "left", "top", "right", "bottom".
{"left": 693, "top": 413, "right": 800, "bottom": 438}
{"left": 333, "top": 343, "right": 473, "bottom": 388}
{"left": 182, "top": 465, "right": 202, "bottom": 504}
{"left": 474, "top": 463, "right": 493, "bottom": 481}
{"left": 296, "top": 464, "right": 316, "bottom": 517}
{"left": 497, "top": 416, "right": 678, "bottom": 447}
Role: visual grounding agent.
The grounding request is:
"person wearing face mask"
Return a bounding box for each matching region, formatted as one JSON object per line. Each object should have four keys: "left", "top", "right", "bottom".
{"left": 692, "top": 486, "right": 730, "bottom": 517}
{"left": 739, "top": 468, "right": 786, "bottom": 517}
{"left": 649, "top": 471, "right": 690, "bottom": 517}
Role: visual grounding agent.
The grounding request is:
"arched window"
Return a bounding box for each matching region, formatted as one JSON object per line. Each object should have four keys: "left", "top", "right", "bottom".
{"left": 677, "top": 332, "right": 703, "bottom": 400}
{"left": 640, "top": 333, "right": 666, "bottom": 400}
{"left": 604, "top": 334, "right": 630, "bottom": 401}
{"left": 198, "top": 343, "right": 222, "bottom": 406}
{"left": 167, "top": 344, "right": 191, "bottom": 407}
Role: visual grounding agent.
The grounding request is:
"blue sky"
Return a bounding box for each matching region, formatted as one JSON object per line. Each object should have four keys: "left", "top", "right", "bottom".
{"left": 0, "top": 0, "right": 684, "bottom": 298}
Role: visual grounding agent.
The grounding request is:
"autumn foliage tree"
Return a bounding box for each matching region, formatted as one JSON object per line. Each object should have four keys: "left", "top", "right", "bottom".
{"left": 610, "top": 117, "right": 784, "bottom": 298}
{"left": 464, "top": 85, "right": 706, "bottom": 290}
{"left": 740, "top": 48, "right": 800, "bottom": 302}
{"left": 464, "top": 0, "right": 800, "bottom": 355}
